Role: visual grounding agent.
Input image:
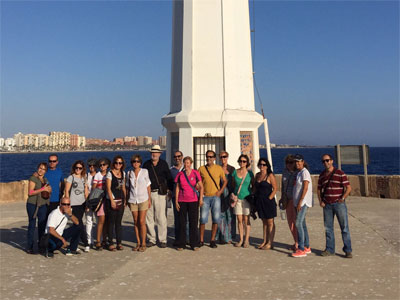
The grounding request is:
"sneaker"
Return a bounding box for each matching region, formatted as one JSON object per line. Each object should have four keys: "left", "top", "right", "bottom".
{"left": 159, "top": 242, "right": 167, "bottom": 248}
{"left": 291, "top": 249, "right": 307, "bottom": 257}
{"left": 210, "top": 241, "right": 217, "bottom": 249}
{"left": 65, "top": 249, "right": 73, "bottom": 256}
{"left": 76, "top": 248, "right": 81, "bottom": 253}
{"left": 321, "top": 250, "right": 335, "bottom": 256}
{"left": 304, "top": 247, "right": 311, "bottom": 254}
{"left": 146, "top": 242, "right": 156, "bottom": 248}
{"left": 45, "top": 251, "right": 54, "bottom": 258}
{"left": 84, "top": 246, "right": 90, "bottom": 253}
{"left": 345, "top": 252, "right": 353, "bottom": 258}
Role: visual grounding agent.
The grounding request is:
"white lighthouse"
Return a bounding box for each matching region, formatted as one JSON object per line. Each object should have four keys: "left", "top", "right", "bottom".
{"left": 162, "top": 0, "right": 263, "bottom": 170}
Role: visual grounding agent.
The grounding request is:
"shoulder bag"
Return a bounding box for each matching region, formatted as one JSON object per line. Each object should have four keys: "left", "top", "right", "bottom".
{"left": 279, "top": 173, "right": 293, "bottom": 210}
{"left": 151, "top": 164, "right": 168, "bottom": 195}
{"left": 86, "top": 188, "right": 105, "bottom": 212}
{"left": 205, "top": 165, "right": 220, "bottom": 191}
{"left": 39, "top": 216, "right": 66, "bottom": 250}
{"left": 321, "top": 169, "right": 337, "bottom": 203}
{"left": 230, "top": 171, "right": 247, "bottom": 208}
{"left": 182, "top": 170, "right": 200, "bottom": 199}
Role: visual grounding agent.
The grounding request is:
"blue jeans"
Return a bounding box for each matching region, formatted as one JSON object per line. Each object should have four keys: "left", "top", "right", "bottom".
{"left": 295, "top": 205, "right": 309, "bottom": 251}
{"left": 323, "top": 202, "right": 352, "bottom": 253}
{"left": 26, "top": 203, "right": 48, "bottom": 250}
{"left": 48, "top": 225, "right": 80, "bottom": 252}
{"left": 200, "top": 196, "right": 221, "bottom": 224}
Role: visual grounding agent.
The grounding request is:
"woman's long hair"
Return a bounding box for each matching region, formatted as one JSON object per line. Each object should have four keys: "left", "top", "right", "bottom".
{"left": 70, "top": 160, "right": 87, "bottom": 179}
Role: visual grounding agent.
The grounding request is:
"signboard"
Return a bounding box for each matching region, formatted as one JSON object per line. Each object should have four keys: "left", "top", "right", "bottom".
{"left": 240, "top": 131, "right": 254, "bottom": 167}
{"left": 335, "top": 144, "right": 370, "bottom": 196}
{"left": 335, "top": 145, "right": 370, "bottom": 165}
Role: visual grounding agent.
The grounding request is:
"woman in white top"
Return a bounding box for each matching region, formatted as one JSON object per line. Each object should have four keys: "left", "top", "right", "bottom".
{"left": 84, "top": 158, "right": 97, "bottom": 252}
{"left": 127, "top": 154, "right": 151, "bottom": 252}
{"left": 64, "top": 160, "right": 89, "bottom": 250}
{"left": 291, "top": 154, "right": 313, "bottom": 258}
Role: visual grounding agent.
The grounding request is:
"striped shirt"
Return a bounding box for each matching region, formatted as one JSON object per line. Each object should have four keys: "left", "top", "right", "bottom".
{"left": 318, "top": 169, "right": 350, "bottom": 204}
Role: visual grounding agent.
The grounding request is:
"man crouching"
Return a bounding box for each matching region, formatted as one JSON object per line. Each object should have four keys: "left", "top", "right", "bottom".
{"left": 45, "top": 197, "right": 80, "bottom": 258}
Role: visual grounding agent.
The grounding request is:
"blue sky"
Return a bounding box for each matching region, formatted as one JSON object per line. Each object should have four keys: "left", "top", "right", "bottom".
{"left": 1, "top": 0, "right": 398, "bottom": 146}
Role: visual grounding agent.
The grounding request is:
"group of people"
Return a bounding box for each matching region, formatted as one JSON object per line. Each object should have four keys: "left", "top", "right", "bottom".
{"left": 26, "top": 146, "right": 353, "bottom": 259}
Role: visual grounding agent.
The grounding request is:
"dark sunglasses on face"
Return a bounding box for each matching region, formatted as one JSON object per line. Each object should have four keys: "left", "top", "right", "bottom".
{"left": 75, "top": 167, "right": 83, "bottom": 170}
{"left": 322, "top": 159, "right": 331, "bottom": 163}
{"left": 174, "top": 155, "right": 182, "bottom": 158}
{"left": 206, "top": 156, "right": 215, "bottom": 159}
{"left": 99, "top": 163, "right": 107, "bottom": 167}
{"left": 220, "top": 155, "right": 228, "bottom": 159}
{"left": 48, "top": 160, "right": 57, "bottom": 163}
{"left": 61, "top": 203, "right": 70, "bottom": 206}
{"left": 239, "top": 160, "right": 247, "bottom": 163}
{"left": 114, "top": 162, "right": 123, "bottom": 165}
{"left": 132, "top": 160, "right": 141, "bottom": 163}
{"left": 258, "top": 163, "right": 267, "bottom": 167}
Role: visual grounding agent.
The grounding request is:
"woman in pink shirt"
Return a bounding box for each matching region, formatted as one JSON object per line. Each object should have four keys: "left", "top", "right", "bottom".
{"left": 175, "top": 156, "right": 204, "bottom": 251}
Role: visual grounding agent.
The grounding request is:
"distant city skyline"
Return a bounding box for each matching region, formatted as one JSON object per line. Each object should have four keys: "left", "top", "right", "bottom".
{"left": 1, "top": 1, "right": 398, "bottom": 146}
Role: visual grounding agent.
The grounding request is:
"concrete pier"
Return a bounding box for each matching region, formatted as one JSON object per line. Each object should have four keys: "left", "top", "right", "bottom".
{"left": 0, "top": 195, "right": 399, "bottom": 299}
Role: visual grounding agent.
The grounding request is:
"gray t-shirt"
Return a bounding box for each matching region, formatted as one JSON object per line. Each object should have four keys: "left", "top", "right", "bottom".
{"left": 67, "top": 175, "right": 86, "bottom": 206}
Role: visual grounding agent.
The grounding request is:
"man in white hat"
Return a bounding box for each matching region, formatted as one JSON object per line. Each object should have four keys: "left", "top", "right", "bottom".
{"left": 143, "top": 145, "right": 173, "bottom": 248}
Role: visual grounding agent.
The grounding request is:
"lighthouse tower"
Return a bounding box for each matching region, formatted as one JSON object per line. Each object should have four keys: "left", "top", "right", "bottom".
{"left": 162, "top": 0, "right": 263, "bottom": 170}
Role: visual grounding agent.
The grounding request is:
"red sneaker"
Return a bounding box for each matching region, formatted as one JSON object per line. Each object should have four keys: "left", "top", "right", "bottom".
{"left": 304, "top": 247, "right": 311, "bottom": 254}
{"left": 291, "top": 249, "right": 307, "bottom": 257}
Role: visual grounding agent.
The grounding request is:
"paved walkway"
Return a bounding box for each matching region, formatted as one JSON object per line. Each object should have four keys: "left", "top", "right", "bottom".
{"left": 0, "top": 196, "right": 399, "bottom": 299}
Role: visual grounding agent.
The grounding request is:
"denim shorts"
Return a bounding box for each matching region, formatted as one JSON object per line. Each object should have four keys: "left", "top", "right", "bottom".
{"left": 200, "top": 196, "right": 221, "bottom": 224}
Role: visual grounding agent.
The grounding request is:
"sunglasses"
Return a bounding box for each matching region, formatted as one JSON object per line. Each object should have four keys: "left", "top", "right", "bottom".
{"left": 132, "top": 160, "right": 141, "bottom": 163}
{"left": 75, "top": 166, "right": 83, "bottom": 170}
{"left": 206, "top": 156, "right": 215, "bottom": 159}
{"left": 99, "top": 163, "right": 107, "bottom": 167}
{"left": 89, "top": 165, "right": 96, "bottom": 167}
{"left": 61, "top": 203, "right": 70, "bottom": 206}
{"left": 258, "top": 163, "right": 267, "bottom": 166}
{"left": 239, "top": 160, "right": 247, "bottom": 163}
{"left": 174, "top": 155, "right": 182, "bottom": 158}
{"left": 114, "top": 162, "right": 123, "bottom": 165}
{"left": 322, "top": 159, "right": 331, "bottom": 163}
{"left": 220, "top": 155, "right": 228, "bottom": 159}
{"left": 48, "top": 160, "right": 57, "bottom": 163}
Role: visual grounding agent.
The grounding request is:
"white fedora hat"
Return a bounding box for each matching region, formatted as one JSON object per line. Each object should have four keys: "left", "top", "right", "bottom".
{"left": 149, "top": 145, "right": 163, "bottom": 153}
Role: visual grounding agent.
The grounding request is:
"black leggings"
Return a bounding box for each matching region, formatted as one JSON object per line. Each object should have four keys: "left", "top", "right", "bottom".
{"left": 71, "top": 203, "right": 89, "bottom": 246}
{"left": 106, "top": 201, "right": 124, "bottom": 246}
{"left": 178, "top": 201, "right": 199, "bottom": 248}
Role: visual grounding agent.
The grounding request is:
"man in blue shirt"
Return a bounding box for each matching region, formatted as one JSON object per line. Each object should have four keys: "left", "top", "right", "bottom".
{"left": 46, "top": 154, "right": 64, "bottom": 216}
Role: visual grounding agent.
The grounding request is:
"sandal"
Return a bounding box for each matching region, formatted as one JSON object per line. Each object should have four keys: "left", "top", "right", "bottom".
{"left": 261, "top": 244, "right": 273, "bottom": 250}
{"left": 108, "top": 245, "right": 116, "bottom": 252}
{"left": 243, "top": 241, "right": 249, "bottom": 248}
{"left": 132, "top": 244, "right": 140, "bottom": 251}
{"left": 138, "top": 246, "right": 146, "bottom": 252}
{"left": 257, "top": 243, "right": 266, "bottom": 249}
{"left": 95, "top": 242, "right": 103, "bottom": 251}
{"left": 117, "top": 244, "right": 124, "bottom": 251}
{"left": 234, "top": 241, "right": 243, "bottom": 247}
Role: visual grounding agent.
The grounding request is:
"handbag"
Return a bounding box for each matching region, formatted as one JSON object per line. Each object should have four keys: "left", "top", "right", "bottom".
{"left": 182, "top": 170, "right": 200, "bottom": 199}
{"left": 41, "top": 182, "right": 50, "bottom": 200}
{"left": 279, "top": 173, "right": 292, "bottom": 210}
{"left": 230, "top": 172, "right": 247, "bottom": 208}
{"left": 86, "top": 188, "right": 105, "bottom": 212}
{"left": 112, "top": 199, "right": 123, "bottom": 211}
{"left": 39, "top": 216, "right": 66, "bottom": 249}
{"left": 151, "top": 164, "right": 168, "bottom": 195}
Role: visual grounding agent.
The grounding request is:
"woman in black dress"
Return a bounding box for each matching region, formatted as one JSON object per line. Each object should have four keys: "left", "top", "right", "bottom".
{"left": 254, "top": 158, "right": 277, "bottom": 250}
